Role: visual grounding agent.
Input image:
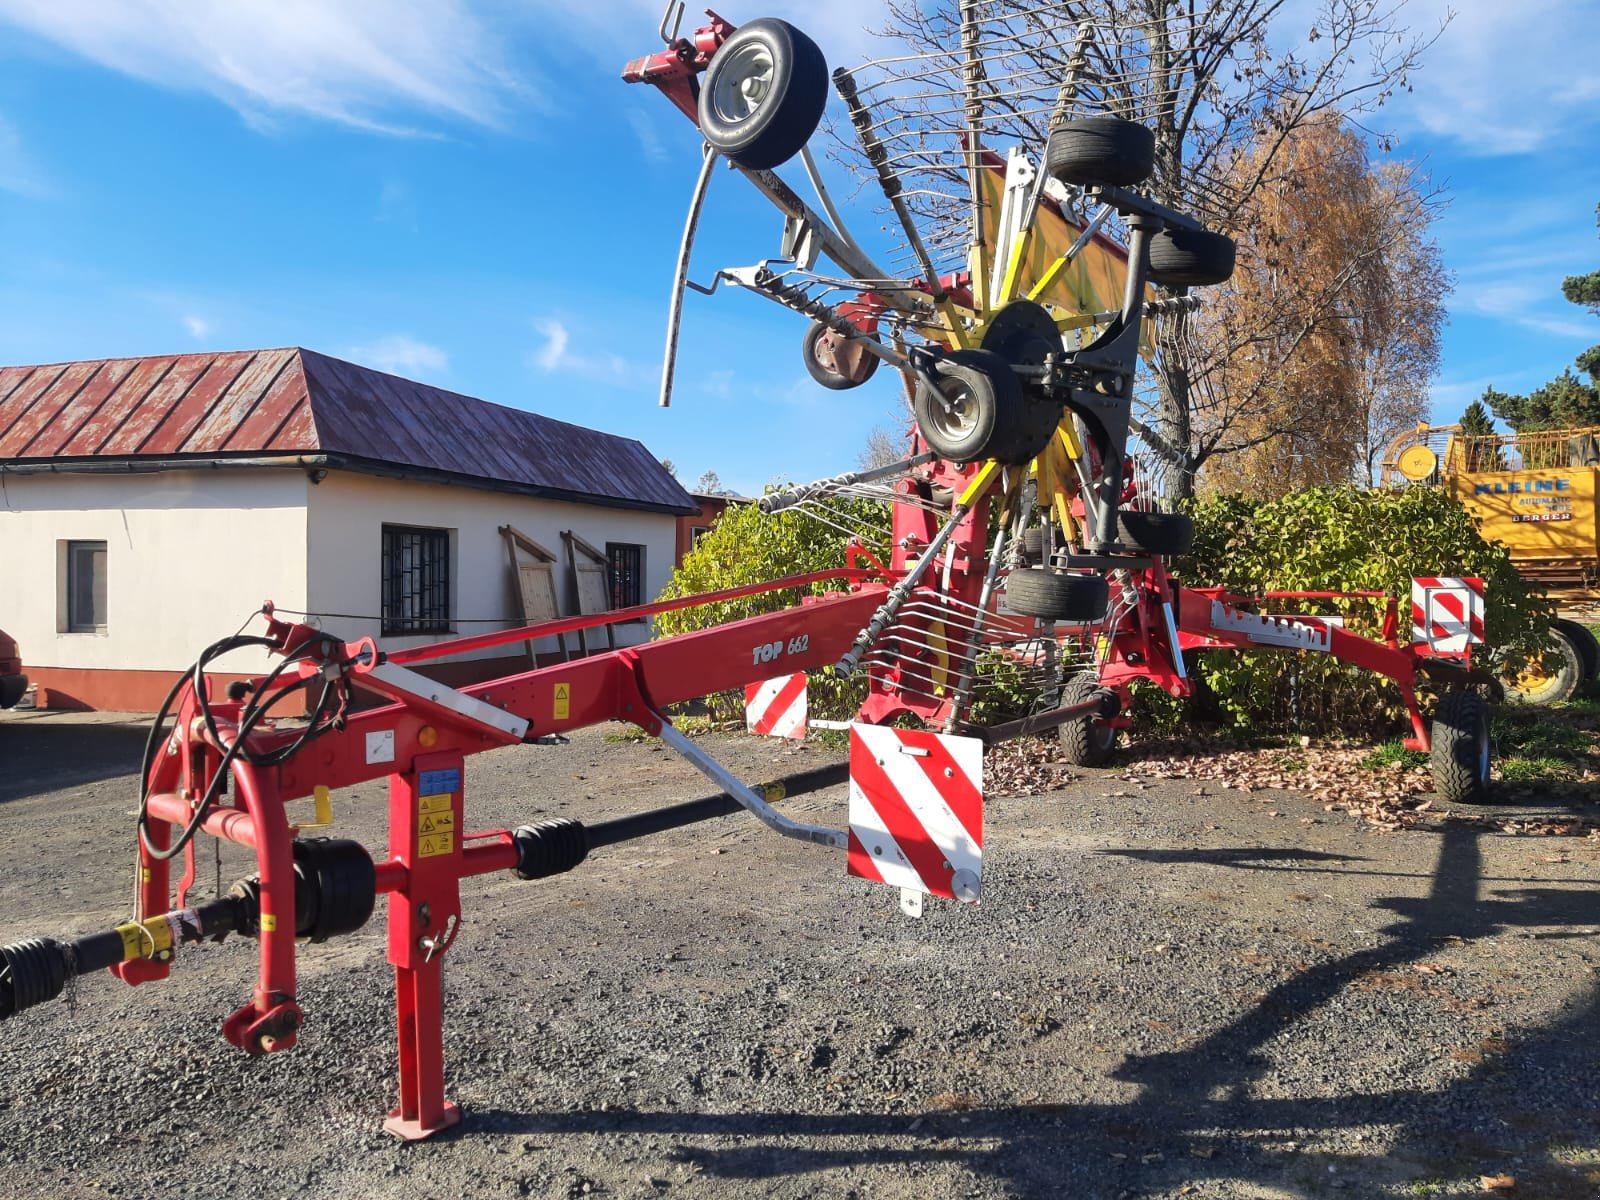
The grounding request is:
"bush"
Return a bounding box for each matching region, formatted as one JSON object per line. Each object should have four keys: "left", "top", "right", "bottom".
{"left": 654, "top": 494, "right": 891, "bottom": 720}
{"left": 1166, "top": 485, "right": 1549, "bottom": 735}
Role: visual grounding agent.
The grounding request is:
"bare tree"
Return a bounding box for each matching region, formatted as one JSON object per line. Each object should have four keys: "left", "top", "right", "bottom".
{"left": 850, "top": 0, "right": 1445, "bottom": 498}
{"left": 858, "top": 424, "right": 910, "bottom": 470}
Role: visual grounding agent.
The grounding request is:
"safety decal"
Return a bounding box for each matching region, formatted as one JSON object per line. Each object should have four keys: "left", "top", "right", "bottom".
{"left": 417, "top": 768, "right": 461, "bottom": 796}
{"left": 744, "top": 672, "right": 808, "bottom": 740}
{"left": 846, "top": 723, "right": 983, "bottom": 903}
{"left": 1411, "top": 576, "right": 1485, "bottom": 654}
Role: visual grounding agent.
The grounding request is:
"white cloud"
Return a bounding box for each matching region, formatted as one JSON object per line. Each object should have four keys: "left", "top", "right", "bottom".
{"left": 181, "top": 315, "right": 210, "bottom": 339}
{"left": 626, "top": 108, "right": 668, "bottom": 163}
{"left": 346, "top": 334, "right": 449, "bottom": 377}
{"left": 0, "top": 0, "right": 534, "bottom": 134}
{"left": 529, "top": 316, "right": 648, "bottom": 384}
{"left": 1392, "top": 0, "right": 1600, "bottom": 155}
{"left": 0, "top": 113, "right": 49, "bottom": 196}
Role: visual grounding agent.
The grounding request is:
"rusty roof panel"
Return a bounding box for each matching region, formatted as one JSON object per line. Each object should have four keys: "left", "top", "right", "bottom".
{"left": 188, "top": 349, "right": 296, "bottom": 452}
{"left": 228, "top": 354, "right": 312, "bottom": 452}
{"left": 138, "top": 351, "right": 256, "bottom": 453}
{"left": 0, "top": 347, "right": 697, "bottom": 513}
{"left": 297, "top": 350, "right": 695, "bottom": 511}
{"left": 26, "top": 358, "right": 141, "bottom": 458}
{"left": 58, "top": 357, "right": 177, "bottom": 456}
{"left": 0, "top": 365, "right": 38, "bottom": 408}
{"left": 0, "top": 361, "right": 99, "bottom": 458}
{"left": 93, "top": 355, "right": 208, "bottom": 455}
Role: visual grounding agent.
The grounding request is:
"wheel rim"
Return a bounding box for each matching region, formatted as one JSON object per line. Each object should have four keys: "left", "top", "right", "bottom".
{"left": 710, "top": 43, "right": 776, "bottom": 124}
{"left": 923, "top": 378, "right": 979, "bottom": 443}
{"left": 1512, "top": 658, "right": 1551, "bottom": 696}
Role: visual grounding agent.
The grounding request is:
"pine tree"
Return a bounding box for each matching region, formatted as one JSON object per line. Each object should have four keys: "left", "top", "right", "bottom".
{"left": 1484, "top": 202, "right": 1600, "bottom": 430}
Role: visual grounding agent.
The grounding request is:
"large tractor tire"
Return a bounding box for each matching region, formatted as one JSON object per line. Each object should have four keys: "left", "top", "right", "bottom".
{"left": 1430, "top": 691, "right": 1492, "bottom": 805}
{"left": 1553, "top": 618, "right": 1600, "bottom": 683}
{"left": 1506, "top": 625, "right": 1583, "bottom": 706}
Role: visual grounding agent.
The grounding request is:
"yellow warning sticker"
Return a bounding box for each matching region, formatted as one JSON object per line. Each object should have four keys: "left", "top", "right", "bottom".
{"left": 418, "top": 832, "right": 455, "bottom": 859}
{"left": 553, "top": 682, "right": 571, "bottom": 720}
{"left": 261, "top": 914, "right": 278, "bottom": 933}
{"left": 418, "top": 810, "right": 456, "bottom": 835}
{"left": 418, "top": 792, "right": 452, "bottom": 814}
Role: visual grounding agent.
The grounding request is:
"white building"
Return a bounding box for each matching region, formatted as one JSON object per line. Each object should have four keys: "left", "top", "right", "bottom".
{"left": 0, "top": 347, "right": 695, "bottom": 710}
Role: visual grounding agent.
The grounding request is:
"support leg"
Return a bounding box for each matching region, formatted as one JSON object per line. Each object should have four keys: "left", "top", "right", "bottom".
{"left": 383, "top": 752, "right": 466, "bottom": 1141}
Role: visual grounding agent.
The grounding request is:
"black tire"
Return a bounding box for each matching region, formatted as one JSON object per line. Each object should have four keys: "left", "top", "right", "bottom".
{"left": 1430, "top": 691, "right": 1492, "bottom": 804}
{"left": 1044, "top": 116, "right": 1155, "bottom": 188}
{"left": 1116, "top": 509, "right": 1193, "bottom": 556}
{"left": 1058, "top": 671, "right": 1118, "bottom": 766}
{"left": 802, "top": 322, "right": 879, "bottom": 390}
{"left": 1506, "top": 626, "right": 1582, "bottom": 706}
{"left": 1004, "top": 568, "right": 1108, "bottom": 622}
{"left": 910, "top": 349, "right": 1019, "bottom": 463}
{"left": 1147, "top": 226, "right": 1236, "bottom": 287}
{"left": 1020, "top": 526, "right": 1045, "bottom": 560}
{"left": 1554, "top": 618, "right": 1600, "bottom": 682}
{"left": 697, "top": 19, "right": 828, "bottom": 170}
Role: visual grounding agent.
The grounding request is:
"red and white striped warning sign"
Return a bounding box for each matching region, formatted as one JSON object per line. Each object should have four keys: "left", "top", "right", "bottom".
{"left": 1411, "top": 576, "right": 1485, "bottom": 655}
{"left": 744, "top": 672, "right": 808, "bottom": 740}
{"left": 846, "top": 724, "right": 983, "bottom": 903}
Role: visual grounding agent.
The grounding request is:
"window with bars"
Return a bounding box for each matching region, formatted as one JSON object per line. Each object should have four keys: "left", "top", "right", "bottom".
{"left": 381, "top": 525, "right": 452, "bottom": 636}
{"left": 606, "top": 542, "right": 645, "bottom": 611}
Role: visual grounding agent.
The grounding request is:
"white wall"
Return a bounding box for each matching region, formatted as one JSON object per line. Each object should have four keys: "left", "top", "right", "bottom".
{"left": 0, "top": 470, "right": 310, "bottom": 674}
{"left": 304, "top": 471, "right": 678, "bottom": 661}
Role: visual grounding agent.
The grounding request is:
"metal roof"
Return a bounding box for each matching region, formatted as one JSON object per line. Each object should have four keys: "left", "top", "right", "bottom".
{"left": 0, "top": 348, "right": 697, "bottom": 514}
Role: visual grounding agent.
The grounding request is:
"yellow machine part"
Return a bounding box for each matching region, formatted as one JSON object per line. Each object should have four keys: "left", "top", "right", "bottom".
{"left": 968, "top": 168, "right": 1151, "bottom": 528}
{"left": 1447, "top": 467, "right": 1599, "bottom": 564}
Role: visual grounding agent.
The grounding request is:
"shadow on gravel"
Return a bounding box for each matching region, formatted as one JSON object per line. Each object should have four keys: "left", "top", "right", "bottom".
{"left": 0, "top": 716, "right": 147, "bottom": 804}
{"left": 1102, "top": 845, "right": 1366, "bottom": 867}
{"left": 480, "top": 824, "right": 1600, "bottom": 1198}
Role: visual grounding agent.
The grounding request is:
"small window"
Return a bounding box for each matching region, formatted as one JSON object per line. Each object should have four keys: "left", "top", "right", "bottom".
{"left": 382, "top": 525, "right": 452, "bottom": 636}
{"left": 606, "top": 542, "right": 645, "bottom": 609}
{"left": 690, "top": 525, "right": 712, "bottom": 546}
{"left": 67, "top": 540, "right": 107, "bottom": 632}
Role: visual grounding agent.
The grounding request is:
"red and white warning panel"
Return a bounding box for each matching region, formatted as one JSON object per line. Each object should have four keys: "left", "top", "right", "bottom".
{"left": 744, "top": 672, "right": 808, "bottom": 740}
{"left": 846, "top": 724, "right": 983, "bottom": 902}
{"left": 1411, "top": 576, "right": 1485, "bottom": 656}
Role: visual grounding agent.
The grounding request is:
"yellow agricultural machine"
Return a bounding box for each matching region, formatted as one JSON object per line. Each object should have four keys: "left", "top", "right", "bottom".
{"left": 1382, "top": 422, "right": 1600, "bottom": 702}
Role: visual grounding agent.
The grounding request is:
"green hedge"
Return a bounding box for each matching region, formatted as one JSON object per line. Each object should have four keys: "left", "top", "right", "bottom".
{"left": 654, "top": 495, "right": 890, "bottom": 720}
{"left": 1169, "top": 485, "right": 1549, "bottom": 733}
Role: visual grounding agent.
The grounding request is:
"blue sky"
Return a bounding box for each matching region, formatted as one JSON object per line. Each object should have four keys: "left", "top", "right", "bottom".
{"left": 0, "top": 0, "right": 1597, "bottom": 496}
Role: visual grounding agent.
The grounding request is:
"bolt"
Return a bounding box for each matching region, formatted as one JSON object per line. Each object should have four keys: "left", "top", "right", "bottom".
{"left": 944, "top": 767, "right": 954, "bottom": 778}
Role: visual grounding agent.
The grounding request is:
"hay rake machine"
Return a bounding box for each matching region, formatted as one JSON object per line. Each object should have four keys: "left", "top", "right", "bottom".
{"left": 0, "top": 2, "right": 1496, "bottom": 1140}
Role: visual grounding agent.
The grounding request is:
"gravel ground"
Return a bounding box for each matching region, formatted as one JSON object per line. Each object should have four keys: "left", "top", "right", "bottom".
{"left": 0, "top": 709, "right": 1597, "bottom": 1199}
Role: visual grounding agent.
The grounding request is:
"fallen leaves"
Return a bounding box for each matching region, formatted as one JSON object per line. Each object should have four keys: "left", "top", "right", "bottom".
{"left": 1479, "top": 1172, "right": 1516, "bottom": 1191}
{"left": 980, "top": 736, "right": 1599, "bottom": 837}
